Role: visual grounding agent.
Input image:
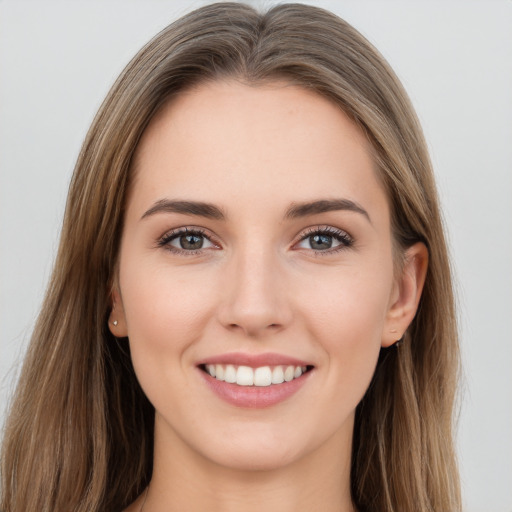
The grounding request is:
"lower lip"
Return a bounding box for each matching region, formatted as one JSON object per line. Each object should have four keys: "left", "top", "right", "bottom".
{"left": 198, "top": 368, "right": 312, "bottom": 409}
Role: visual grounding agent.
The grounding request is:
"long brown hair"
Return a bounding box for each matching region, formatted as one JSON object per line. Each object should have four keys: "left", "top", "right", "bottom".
{"left": 1, "top": 3, "right": 460, "bottom": 511}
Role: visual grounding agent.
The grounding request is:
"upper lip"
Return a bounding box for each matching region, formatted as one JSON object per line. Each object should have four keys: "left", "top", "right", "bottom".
{"left": 197, "top": 352, "right": 313, "bottom": 368}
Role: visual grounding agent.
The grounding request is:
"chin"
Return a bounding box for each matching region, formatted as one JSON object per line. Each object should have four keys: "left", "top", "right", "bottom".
{"left": 193, "top": 422, "right": 320, "bottom": 473}
{"left": 206, "top": 444, "right": 303, "bottom": 472}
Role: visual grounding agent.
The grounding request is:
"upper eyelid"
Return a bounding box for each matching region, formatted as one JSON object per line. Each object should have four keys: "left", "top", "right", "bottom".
{"left": 158, "top": 226, "right": 218, "bottom": 246}
{"left": 161, "top": 226, "right": 209, "bottom": 239}
{"left": 157, "top": 224, "right": 353, "bottom": 249}
{"left": 299, "top": 225, "right": 347, "bottom": 235}
{"left": 296, "top": 225, "right": 353, "bottom": 241}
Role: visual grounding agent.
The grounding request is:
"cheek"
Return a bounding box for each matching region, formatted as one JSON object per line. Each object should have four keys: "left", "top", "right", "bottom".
{"left": 295, "top": 261, "right": 393, "bottom": 391}
{"left": 118, "top": 256, "right": 218, "bottom": 378}
{"left": 301, "top": 263, "right": 391, "bottom": 340}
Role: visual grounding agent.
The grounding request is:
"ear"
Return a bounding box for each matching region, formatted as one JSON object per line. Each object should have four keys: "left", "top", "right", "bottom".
{"left": 381, "top": 242, "right": 428, "bottom": 348}
{"left": 108, "top": 285, "right": 128, "bottom": 338}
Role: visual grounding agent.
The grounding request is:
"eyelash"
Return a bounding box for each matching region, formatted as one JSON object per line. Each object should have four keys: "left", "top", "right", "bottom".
{"left": 296, "top": 226, "right": 354, "bottom": 255}
{"left": 157, "top": 225, "right": 354, "bottom": 256}
{"left": 157, "top": 227, "right": 218, "bottom": 256}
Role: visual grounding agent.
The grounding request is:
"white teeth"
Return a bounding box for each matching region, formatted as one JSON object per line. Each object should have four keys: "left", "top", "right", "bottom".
{"left": 271, "top": 366, "right": 284, "bottom": 384}
{"left": 206, "top": 364, "right": 308, "bottom": 386}
{"left": 284, "top": 365, "right": 295, "bottom": 382}
{"left": 254, "top": 366, "right": 272, "bottom": 386}
{"left": 224, "top": 364, "right": 236, "bottom": 383}
{"left": 236, "top": 366, "right": 254, "bottom": 386}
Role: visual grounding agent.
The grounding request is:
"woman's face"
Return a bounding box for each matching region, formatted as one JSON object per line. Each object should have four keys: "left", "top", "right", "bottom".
{"left": 111, "top": 80, "right": 424, "bottom": 472}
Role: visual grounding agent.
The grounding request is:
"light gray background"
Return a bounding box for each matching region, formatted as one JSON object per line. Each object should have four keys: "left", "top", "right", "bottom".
{"left": 1, "top": 1, "right": 511, "bottom": 510}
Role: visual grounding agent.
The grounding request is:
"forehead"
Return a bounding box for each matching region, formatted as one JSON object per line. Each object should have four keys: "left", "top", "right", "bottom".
{"left": 129, "top": 80, "right": 388, "bottom": 223}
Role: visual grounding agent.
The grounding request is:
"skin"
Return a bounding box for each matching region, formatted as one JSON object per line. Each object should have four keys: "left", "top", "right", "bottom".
{"left": 111, "top": 80, "right": 428, "bottom": 512}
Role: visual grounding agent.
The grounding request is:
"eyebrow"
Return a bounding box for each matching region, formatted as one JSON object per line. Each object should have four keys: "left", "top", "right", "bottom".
{"left": 284, "top": 199, "right": 371, "bottom": 223}
{"left": 141, "top": 197, "right": 370, "bottom": 223}
{"left": 141, "top": 199, "right": 226, "bottom": 221}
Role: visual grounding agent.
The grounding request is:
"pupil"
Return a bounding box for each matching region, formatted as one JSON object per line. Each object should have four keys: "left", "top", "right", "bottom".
{"left": 180, "top": 234, "right": 203, "bottom": 250}
{"left": 310, "top": 234, "right": 332, "bottom": 250}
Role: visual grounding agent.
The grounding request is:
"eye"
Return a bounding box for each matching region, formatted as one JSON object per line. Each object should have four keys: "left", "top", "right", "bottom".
{"left": 295, "top": 226, "right": 353, "bottom": 253}
{"left": 158, "top": 228, "right": 218, "bottom": 254}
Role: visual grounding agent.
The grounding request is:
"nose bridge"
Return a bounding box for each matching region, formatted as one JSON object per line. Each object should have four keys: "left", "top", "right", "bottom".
{"left": 218, "top": 241, "right": 291, "bottom": 336}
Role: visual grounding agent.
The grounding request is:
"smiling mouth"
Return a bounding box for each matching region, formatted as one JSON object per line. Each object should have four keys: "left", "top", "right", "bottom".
{"left": 199, "top": 364, "right": 314, "bottom": 387}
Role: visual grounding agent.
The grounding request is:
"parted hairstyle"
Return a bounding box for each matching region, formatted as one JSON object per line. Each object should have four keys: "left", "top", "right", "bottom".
{"left": 1, "top": 3, "right": 461, "bottom": 511}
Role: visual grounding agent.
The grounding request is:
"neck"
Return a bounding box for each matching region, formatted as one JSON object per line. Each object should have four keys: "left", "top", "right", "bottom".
{"left": 142, "top": 415, "right": 356, "bottom": 512}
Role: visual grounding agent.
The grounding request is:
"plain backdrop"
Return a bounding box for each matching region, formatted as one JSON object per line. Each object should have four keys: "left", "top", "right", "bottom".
{"left": 1, "top": 1, "right": 511, "bottom": 510}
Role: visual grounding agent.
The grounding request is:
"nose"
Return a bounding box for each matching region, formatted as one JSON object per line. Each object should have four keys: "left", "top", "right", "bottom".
{"left": 217, "top": 246, "right": 293, "bottom": 338}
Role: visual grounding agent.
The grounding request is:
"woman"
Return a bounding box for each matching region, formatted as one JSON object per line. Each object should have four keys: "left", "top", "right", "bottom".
{"left": 1, "top": 3, "right": 460, "bottom": 511}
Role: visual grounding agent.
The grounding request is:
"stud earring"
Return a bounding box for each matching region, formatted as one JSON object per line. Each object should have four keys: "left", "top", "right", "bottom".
{"left": 112, "top": 320, "right": 118, "bottom": 326}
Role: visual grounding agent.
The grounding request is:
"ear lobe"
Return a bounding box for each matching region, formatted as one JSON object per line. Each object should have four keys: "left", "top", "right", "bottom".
{"left": 108, "top": 286, "right": 128, "bottom": 337}
{"left": 382, "top": 242, "right": 428, "bottom": 348}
